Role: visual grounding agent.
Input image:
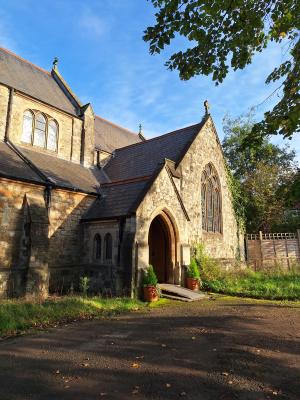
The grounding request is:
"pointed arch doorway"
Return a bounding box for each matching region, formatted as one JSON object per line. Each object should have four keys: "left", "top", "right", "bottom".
{"left": 148, "top": 211, "right": 178, "bottom": 284}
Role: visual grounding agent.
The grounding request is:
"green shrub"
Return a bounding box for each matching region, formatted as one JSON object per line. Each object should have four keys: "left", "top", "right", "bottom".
{"left": 79, "top": 276, "right": 90, "bottom": 297}
{"left": 193, "top": 243, "right": 222, "bottom": 281}
{"left": 143, "top": 265, "right": 158, "bottom": 287}
{"left": 187, "top": 258, "right": 200, "bottom": 279}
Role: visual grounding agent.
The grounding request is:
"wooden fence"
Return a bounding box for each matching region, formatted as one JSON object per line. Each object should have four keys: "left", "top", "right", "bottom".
{"left": 246, "top": 230, "right": 300, "bottom": 269}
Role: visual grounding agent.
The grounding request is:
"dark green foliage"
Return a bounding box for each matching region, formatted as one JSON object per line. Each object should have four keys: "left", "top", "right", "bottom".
{"left": 143, "top": 265, "right": 158, "bottom": 287}
{"left": 187, "top": 258, "right": 200, "bottom": 279}
{"left": 144, "top": 0, "right": 300, "bottom": 138}
{"left": 222, "top": 114, "right": 299, "bottom": 232}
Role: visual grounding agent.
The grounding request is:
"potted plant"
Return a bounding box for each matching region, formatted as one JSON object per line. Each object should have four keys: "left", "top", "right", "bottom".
{"left": 143, "top": 265, "right": 159, "bottom": 302}
{"left": 186, "top": 258, "right": 201, "bottom": 291}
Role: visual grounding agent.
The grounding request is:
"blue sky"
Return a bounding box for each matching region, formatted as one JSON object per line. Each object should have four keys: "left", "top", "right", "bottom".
{"left": 0, "top": 0, "right": 299, "bottom": 161}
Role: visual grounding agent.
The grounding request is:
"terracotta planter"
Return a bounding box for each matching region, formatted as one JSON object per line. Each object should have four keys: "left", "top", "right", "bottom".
{"left": 186, "top": 277, "right": 200, "bottom": 291}
{"left": 143, "top": 285, "right": 159, "bottom": 302}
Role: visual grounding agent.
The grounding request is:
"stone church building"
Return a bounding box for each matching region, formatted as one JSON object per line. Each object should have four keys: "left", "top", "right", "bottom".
{"left": 0, "top": 47, "right": 242, "bottom": 298}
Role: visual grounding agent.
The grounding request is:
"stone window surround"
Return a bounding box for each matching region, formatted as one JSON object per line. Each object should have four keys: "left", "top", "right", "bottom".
{"left": 201, "top": 162, "right": 223, "bottom": 234}
{"left": 91, "top": 229, "right": 115, "bottom": 266}
{"left": 21, "top": 108, "right": 59, "bottom": 152}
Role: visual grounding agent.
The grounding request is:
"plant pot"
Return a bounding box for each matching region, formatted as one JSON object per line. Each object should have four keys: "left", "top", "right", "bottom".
{"left": 143, "top": 285, "right": 158, "bottom": 302}
{"left": 186, "top": 277, "right": 199, "bottom": 291}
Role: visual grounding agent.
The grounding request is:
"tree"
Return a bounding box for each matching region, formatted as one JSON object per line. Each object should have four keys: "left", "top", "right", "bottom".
{"left": 144, "top": 0, "right": 300, "bottom": 139}
{"left": 222, "top": 114, "right": 298, "bottom": 232}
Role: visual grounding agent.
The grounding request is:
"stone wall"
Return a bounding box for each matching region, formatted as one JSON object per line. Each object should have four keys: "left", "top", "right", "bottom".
{"left": 134, "top": 117, "right": 243, "bottom": 289}
{"left": 0, "top": 84, "right": 9, "bottom": 141}
{"left": 0, "top": 83, "right": 84, "bottom": 163}
{"left": 0, "top": 177, "right": 95, "bottom": 298}
{"left": 81, "top": 220, "right": 121, "bottom": 295}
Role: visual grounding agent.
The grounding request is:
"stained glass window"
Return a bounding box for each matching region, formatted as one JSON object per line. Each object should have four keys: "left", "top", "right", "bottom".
{"left": 33, "top": 113, "right": 46, "bottom": 147}
{"left": 104, "top": 233, "right": 113, "bottom": 260}
{"left": 201, "top": 163, "right": 222, "bottom": 233}
{"left": 22, "top": 110, "right": 33, "bottom": 143}
{"left": 47, "top": 120, "right": 58, "bottom": 151}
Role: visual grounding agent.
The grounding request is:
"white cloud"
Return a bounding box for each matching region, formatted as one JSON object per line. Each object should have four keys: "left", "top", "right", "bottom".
{"left": 78, "top": 8, "right": 108, "bottom": 38}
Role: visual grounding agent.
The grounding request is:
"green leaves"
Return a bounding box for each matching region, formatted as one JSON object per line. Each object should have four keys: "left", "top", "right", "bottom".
{"left": 222, "top": 114, "right": 298, "bottom": 232}
{"left": 144, "top": 0, "right": 300, "bottom": 138}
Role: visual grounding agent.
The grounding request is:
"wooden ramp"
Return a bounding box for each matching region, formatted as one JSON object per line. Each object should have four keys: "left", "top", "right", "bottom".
{"left": 158, "top": 283, "right": 207, "bottom": 302}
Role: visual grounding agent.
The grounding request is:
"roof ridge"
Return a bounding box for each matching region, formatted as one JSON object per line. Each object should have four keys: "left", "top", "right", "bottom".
{"left": 114, "top": 121, "right": 203, "bottom": 153}
{"left": 95, "top": 115, "right": 138, "bottom": 137}
{"left": 0, "top": 46, "right": 51, "bottom": 76}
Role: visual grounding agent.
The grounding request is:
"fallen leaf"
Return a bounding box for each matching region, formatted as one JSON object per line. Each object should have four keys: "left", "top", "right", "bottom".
{"left": 131, "top": 363, "right": 140, "bottom": 368}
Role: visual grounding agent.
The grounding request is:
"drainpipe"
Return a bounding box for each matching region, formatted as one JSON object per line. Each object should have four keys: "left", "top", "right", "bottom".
{"left": 4, "top": 87, "right": 14, "bottom": 142}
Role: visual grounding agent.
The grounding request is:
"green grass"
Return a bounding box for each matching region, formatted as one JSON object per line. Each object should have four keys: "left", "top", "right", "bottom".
{"left": 0, "top": 296, "right": 145, "bottom": 337}
{"left": 203, "top": 270, "right": 300, "bottom": 300}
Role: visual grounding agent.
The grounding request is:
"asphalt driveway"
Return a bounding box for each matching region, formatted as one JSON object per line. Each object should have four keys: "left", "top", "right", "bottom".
{"left": 0, "top": 297, "right": 299, "bottom": 400}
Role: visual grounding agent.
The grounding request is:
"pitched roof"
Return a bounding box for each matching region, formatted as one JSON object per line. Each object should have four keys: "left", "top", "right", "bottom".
{"left": 0, "top": 47, "right": 79, "bottom": 116}
{"left": 18, "top": 146, "right": 104, "bottom": 193}
{"left": 104, "top": 120, "right": 205, "bottom": 182}
{"left": 82, "top": 177, "right": 151, "bottom": 220}
{"left": 0, "top": 141, "right": 44, "bottom": 184}
{"left": 94, "top": 116, "right": 141, "bottom": 153}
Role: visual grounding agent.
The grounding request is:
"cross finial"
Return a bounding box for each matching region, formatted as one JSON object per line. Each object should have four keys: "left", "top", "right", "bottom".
{"left": 52, "top": 57, "right": 59, "bottom": 69}
{"left": 204, "top": 100, "right": 210, "bottom": 116}
{"left": 139, "top": 123, "right": 143, "bottom": 135}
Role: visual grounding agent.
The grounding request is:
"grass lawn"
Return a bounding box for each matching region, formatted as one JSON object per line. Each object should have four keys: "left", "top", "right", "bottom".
{"left": 203, "top": 270, "right": 300, "bottom": 300}
{"left": 0, "top": 296, "right": 146, "bottom": 338}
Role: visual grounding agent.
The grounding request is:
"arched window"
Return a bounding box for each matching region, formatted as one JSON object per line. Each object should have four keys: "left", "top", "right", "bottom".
{"left": 104, "top": 233, "right": 113, "bottom": 260}
{"left": 47, "top": 119, "right": 58, "bottom": 151}
{"left": 33, "top": 113, "right": 46, "bottom": 147}
{"left": 201, "top": 163, "right": 222, "bottom": 233}
{"left": 93, "top": 234, "right": 101, "bottom": 260}
{"left": 22, "top": 110, "right": 33, "bottom": 143}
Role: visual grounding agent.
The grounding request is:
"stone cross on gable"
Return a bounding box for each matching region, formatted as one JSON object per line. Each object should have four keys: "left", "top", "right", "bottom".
{"left": 204, "top": 100, "right": 210, "bottom": 115}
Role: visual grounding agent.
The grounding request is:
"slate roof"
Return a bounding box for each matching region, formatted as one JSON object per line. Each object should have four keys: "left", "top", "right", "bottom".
{"left": 104, "top": 121, "right": 205, "bottom": 182}
{"left": 18, "top": 146, "right": 104, "bottom": 193}
{"left": 94, "top": 116, "right": 141, "bottom": 153}
{"left": 0, "top": 141, "right": 44, "bottom": 184}
{"left": 82, "top": 178, "right": 151, "bottom": 220}
{"left": 0, "top": 47, "right": 79, "bottom": 116}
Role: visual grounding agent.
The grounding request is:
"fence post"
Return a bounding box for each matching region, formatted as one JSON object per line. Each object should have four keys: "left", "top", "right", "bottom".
{"left": 259, "top": 231, "right": 263, "bottom": 269}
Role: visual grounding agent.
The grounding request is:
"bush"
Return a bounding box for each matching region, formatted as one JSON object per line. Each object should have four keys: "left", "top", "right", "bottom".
{"left": 143, "top": 265, "right": 158, "bottom": 287}
{"left": 187, "top": 258, "right": 200, "bottom": 279}
{"left": 193, "top": 243, "right": 222, "bottom": 281}
{"left": 79, "top": 276, "right": 90, "bottom": 297}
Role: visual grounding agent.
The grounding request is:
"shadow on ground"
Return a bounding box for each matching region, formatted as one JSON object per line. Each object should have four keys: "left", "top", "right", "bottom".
{"left": 0, "top": 298, "right": 299, "bottom": 400}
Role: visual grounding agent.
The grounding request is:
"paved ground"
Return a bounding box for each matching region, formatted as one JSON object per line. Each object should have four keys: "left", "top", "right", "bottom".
{"left": 0, "top": 297, "right": 299, "bottom": 400}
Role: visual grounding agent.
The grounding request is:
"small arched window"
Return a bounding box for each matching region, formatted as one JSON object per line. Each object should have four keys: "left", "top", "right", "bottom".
{"left": 104, "top": 233, "right": 113, "bottom": 260}
{"left": 47, "top": 120, "right": 58, "bottom": 151}
{"left": 201, "top": 163, "right": 222, "bottom": 233}
{"left": 22, "top": 110, "right": 33, "bottom": 143}
{"left": 93, "top": 234, "right": 102, "bottom": 260}
{"left": 33, "top": 113, "right": 46, "bottom": 148}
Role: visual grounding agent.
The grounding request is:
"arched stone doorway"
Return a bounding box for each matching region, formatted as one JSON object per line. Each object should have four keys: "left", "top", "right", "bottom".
{"left": 148, "top": 211, "right": 178, "bottom": 283}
